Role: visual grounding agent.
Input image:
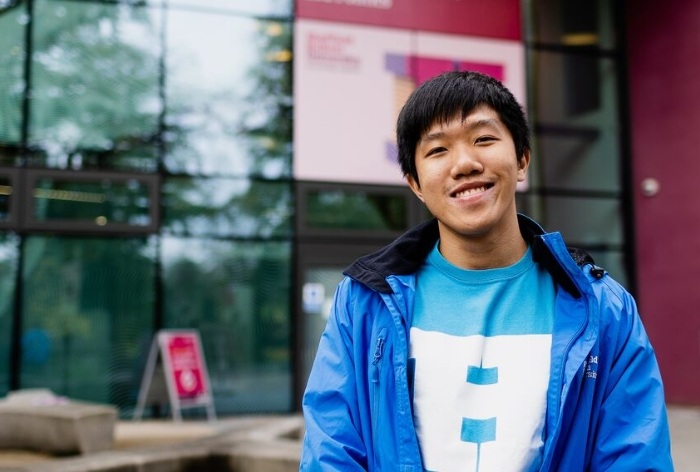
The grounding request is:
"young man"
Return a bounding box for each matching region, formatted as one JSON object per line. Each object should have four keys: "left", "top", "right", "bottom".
{"left": 300, "top": 71, "right": 673, "bottom": 471}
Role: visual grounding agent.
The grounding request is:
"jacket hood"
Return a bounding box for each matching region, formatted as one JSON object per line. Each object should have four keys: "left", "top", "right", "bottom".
{"left": 344, "top": 213, "right": 592, "bottom": 297}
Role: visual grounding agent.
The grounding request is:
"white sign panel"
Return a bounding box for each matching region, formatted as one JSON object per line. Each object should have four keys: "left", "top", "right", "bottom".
{"left": 294, "top": 19, "right": 526, "bottom": 185}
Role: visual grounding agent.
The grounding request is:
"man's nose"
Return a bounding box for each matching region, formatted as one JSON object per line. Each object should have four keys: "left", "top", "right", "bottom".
{"left": 451, "top": 146, "right": 483, "bottom": 178}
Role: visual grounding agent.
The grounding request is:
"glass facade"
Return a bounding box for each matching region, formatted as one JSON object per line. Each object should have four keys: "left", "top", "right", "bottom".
{"left": 0, "top": 0, "right": 294, "bottom": 417}
{"left": 0, "top": 0, "right": 632, "bottom": 418}
{"left": 0, "top": 234, "right": 19, "bottom": 395}
{"left": 161, "top": 237, "right": 292, "bottom": 413}
{"left": 21, "top": 235, "right": 157, "bottom": 406}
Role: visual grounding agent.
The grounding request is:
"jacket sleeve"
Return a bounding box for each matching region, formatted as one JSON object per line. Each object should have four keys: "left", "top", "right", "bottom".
{"left": 590, "top": 282, "right": 674, "bottom": 471}
{"left": 300, "top": 278, "right": 370, "bottom": 471}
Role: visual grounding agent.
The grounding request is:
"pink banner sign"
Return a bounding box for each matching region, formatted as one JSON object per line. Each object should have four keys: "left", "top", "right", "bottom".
{"left": 162, "top": 332, "right": 208, "bottom": 400}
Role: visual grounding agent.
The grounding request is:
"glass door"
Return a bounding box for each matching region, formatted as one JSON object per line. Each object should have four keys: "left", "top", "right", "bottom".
{"left": 300, "top": 265, "right": 345, "bottom": 387}
{"left": 295, "top": 241, "right": 387, "bottom": 406}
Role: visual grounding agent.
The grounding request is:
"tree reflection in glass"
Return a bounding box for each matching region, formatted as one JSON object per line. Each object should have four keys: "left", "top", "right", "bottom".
{"left": 27, "top": 0, "right": 162, "bottom": 171}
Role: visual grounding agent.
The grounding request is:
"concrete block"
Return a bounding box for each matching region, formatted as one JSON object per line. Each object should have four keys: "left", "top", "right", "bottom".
{"left": 0, "top": 390, "right": 117, "bottom": 455}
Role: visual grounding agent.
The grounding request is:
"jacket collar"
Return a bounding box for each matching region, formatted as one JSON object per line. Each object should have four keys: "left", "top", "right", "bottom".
{"left": 343, "top": 214, "right": 583, "bottom": 298}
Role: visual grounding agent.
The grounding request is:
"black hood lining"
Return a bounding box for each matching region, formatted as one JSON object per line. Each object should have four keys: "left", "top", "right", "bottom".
{"left": 343, "top": 214, "right": 588, "bottom": 298}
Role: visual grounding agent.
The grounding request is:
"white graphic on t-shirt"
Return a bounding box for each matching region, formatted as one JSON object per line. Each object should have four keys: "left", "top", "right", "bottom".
{"left": 411, "top": 332, "right": 550, "bottom": 472}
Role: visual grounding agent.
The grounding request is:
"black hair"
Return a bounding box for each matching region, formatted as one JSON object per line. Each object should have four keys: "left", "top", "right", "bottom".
{"left": 396, "top": 70, "right": 530, "bottom": 183}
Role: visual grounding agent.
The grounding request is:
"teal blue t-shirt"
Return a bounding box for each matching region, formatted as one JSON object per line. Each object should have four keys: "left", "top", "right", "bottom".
{"left": 410, "top": 242, "right": 556, "bottom": 472}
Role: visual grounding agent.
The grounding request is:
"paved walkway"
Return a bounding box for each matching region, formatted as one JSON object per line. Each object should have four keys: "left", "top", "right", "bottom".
{"left": 668, "top": 404, "right": 700, "bottom": 471}
{"left": 0, "top": 414, "right": 303, "bottom": 471}
{"left": 0, "top": 405, "right": 696, "bottom": 470}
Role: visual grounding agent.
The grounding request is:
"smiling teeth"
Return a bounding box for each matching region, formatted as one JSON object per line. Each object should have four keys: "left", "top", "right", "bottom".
{"left": 455, "top": 186, "right": 487, "bottom": 197}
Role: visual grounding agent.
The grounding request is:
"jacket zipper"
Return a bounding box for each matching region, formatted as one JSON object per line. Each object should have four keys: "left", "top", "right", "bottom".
{"left": 371, "top": 328, "right": 387, "bottom": 469}
{"left": 540, "top": 241, "right": 593, "bottom": 470}
{"left": 372, "top": 329, "right": 386, "bottom": 382}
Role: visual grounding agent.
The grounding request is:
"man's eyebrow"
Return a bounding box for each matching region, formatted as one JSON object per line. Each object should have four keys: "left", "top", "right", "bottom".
{"left": 464, "top": 117, "right": 501, "bottom": 131}
{"left": 419, "top": 130, "right": 446, "bottom": 145}
{"left": 419, "top": 118, "right": 502, "bottom": 145}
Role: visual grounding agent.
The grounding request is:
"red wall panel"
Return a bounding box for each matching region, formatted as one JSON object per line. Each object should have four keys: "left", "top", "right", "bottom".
{"left": 627, "top": 0, "right": 700, "bottom": 404}
{"left": 296, "top": 0, "right": 522, "bottom": 40}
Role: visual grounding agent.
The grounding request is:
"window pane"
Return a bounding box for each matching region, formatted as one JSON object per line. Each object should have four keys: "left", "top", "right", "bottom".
{"left": 33, "top": 177, "right": 150, "bottom": 225}
{"left": 28, "top": 0, "right": 162, "bottom": 172}
{"left": 0, "top": 233, "right": 19, "bottom": 396}
{"left": 163, "top": 177, "right": 292, "bottom": 238}
{"left": 533, "top": 130, "right": 620, "bottom": 192}
{"left": 542, "top": 195, "right": 623, "bottom": 246}
{"left": 530, "top": 51, "right": 620, "bottom": 192}
{"left": 0, "top": 2, "right": 25, "bottom": 148}
{"left": 531, "top": 51, "right": 619, "bottom": 125}
{"left": 26, "top": 171, "right": 159, "bottom": 232}
{"left": 305, "top": 189, "right": 408, "bottom": 231}
{"left": 527, "top": 0, "right": 617, "bottom": 50}
{"left": 21, "top": 236, "right": 156, "bottom": 412}
{"left": 165, "top": 12, "right": 292, "bottom": 177}
{"left": 162, "top": 237, "right": 292, "bottom": 414}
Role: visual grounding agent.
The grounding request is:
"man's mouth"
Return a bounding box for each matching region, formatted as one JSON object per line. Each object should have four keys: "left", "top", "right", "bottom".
{"left": 453, "top": 184, "right": 493, "bottom": 198}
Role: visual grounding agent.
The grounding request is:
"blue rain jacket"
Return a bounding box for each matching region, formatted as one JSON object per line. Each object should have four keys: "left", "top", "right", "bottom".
{"left": 300, "top": 215, "right": 673, "bottom": 471}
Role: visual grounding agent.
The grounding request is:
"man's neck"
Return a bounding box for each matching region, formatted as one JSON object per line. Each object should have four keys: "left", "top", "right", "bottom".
{"left": 436, "top": 219, "right": 528, "bottom": 270}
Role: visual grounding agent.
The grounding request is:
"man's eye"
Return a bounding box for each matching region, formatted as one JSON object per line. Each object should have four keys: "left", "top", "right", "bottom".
{"left": 426, "top": 147, "right": 446, "bottom": 156}
{"left": 475, "top": 136, "right": 496, "bottom": 144}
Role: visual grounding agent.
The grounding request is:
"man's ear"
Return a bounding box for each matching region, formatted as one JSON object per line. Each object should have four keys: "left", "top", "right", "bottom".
{"left": 406, "top": 174, "right": 424, "bottom": 202}
{"left": 517, "top": 149, "right": 531, "bottom": 182}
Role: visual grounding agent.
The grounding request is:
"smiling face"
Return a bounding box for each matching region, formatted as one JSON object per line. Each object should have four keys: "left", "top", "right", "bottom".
{"left": 407, "top": 105, "right": 530, "bottom": 267}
